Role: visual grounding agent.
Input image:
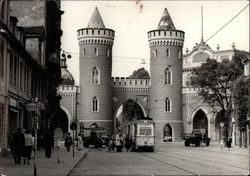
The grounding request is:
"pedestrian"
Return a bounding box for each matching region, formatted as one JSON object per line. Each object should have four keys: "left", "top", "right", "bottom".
{"left": 64, "top": 132, "right": 73, "bottom": 152}
{"left": 115, "top": 133, "right": 123, "bottom": 152}
{"left": 97, "top": 135, "right": 103, "bottom": 150}
{"left": 124, "top": 134, "right": 131, "bottom": 152}
{"left": 13, "top": 128, "right": 25, "bottom": 164}
{"left": 226, "top": 136, "right": 232, "bottom": 151}
{"left": 9, "top": 130, "right": 15, "bottom": 157}
{"left": 109, "top": 135, "right": 116, "bottom": 152}
{"left": 23, "top": 129, "right": 34, "bottom": 164}
{"left": 77, "top": 133, "right": 83, "bottom": 151}
{"left": 44, "top": 132, "right": 54, "bottom": 158}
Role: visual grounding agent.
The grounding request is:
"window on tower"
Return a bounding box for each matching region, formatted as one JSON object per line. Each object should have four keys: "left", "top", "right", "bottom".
{"left": 94, "top": 47, "right": 98, "bottom": 56}
{"left": 153, "top": 50, "right": 157, "bottom": 58}
{"left": 166, "top": 49, "right": 170, "bottom": 57}
{"left": 91, "top": 67, "right": 100, "bottom": 84}
{"left": 106, "top": 49, "right": 110, "bottom": 57}
{"left": 178, "top": 49, "right": 181, "bottom": 58}
{"left": 92, "top": 96, "right": 99, "bottom": 112}
{"left": 164, "top": 67, "right": 172, "bottom": 85}
{"left": 165, "top": 97, "right": 171, "bottom": 112}
{"left": 83, "top": 48, "right": 86, "bottom": 56}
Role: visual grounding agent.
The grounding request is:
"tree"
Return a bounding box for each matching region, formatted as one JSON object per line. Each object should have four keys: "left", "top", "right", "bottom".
{"left": 234, "top": 76, "right": 250, "bottom": 129}
{"left": 129, "top": 67, "right": 150, "bottom": 79}
{"left": 190, "top": 54, "right": 245, "bottom": 132}
{"left": 122, "top": 99, "right": 144, "bottom": 121}
{"left": 120, "top": 68, "right": 149, "bottom": 122}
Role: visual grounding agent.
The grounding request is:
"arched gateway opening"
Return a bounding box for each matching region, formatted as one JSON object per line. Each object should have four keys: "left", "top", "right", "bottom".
{"left": 115, "top": 99, "right": 146, "bottom": 134}
{"left": 193, "top": 110, "right": 208, "bottom": 134}
{"left": 53, "top": 108, "right": 69, "bottom": 139}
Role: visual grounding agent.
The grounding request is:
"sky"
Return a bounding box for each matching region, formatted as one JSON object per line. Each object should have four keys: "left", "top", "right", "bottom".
{"left": 61, "top": 1, "right": 249, "bottom": 85}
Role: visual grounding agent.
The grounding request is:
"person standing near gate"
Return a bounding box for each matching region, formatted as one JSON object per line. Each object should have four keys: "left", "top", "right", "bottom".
{"left": 13, "top": 128, "right": 25, "bottom": 164}
{"left": 65, "top": 132, "right": 73, "bottom": 152}
{"left": 115, "top": 133, "right": 123, "bottom": 152}
{"left": 77, "top": 133, "right": 83, "bottom": 151}
{"left": 44, "top": 132, "right": 54, "bottom": 158}
{"left": 226, "top": 136, "right": 232, "bottom": 151}
{"left": 124, "top": 134, "right": 131, "bottom": 152}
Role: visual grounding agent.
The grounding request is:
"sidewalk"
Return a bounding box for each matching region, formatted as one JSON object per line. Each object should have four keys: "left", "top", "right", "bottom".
{"left": 157, "top": 141, "right": 249, "bottom": 156}
{"left": 0, "top": 147, "right": 89, "bottom": 176}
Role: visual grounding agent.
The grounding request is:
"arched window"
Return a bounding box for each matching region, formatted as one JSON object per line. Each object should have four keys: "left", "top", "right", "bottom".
{"left": 91, "top": 67, "right": 100, "bottom": 84}
{"left": 92, "top": 96, "right": 99, "bottom": 112}
{"left": 163, "top": 124, "right": 172, "bottom": 142}
{"left": 106, "top": 49, "right": 110, "bottom": 57}
{"left": 178, "top": 49, "right": 181, "bottom": 58}
{"left": 164, "top": 67, "right": 172, "bottom": 85}
{"left": 166, "top": 49, "right": 170, "bottom": 57}
{"left": 165, "top": 97, "right": 171, "bottom": 112}
{"left": 153, "top": 50, "right": 157, "bottom": 58}
{"left": 94, "top": 47, "right": 98, "bottom": 56}
{"left": 82, "top": 48, "right": 86, "bottom": 56}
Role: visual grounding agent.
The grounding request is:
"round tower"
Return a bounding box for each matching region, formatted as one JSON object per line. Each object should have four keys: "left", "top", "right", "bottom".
{"left": 77, "top": 7, "right": 115, "bottom": 134}
{"left": 148, "top": 8, "right": 185, "bottom": 143}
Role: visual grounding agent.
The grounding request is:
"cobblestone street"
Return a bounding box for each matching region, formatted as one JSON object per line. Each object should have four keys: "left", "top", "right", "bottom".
{"left": 69, "top": 144, "right": 249, "bottom": 175}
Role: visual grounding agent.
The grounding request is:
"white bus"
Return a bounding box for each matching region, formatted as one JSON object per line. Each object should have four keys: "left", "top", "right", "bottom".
{"left": 124, "top": 119, "right": 155, "bottom": 151}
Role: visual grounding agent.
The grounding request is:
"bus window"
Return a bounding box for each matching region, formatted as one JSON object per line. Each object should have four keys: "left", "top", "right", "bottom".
{"left": 139, "top": 128, "right": 152, "bottom": 135}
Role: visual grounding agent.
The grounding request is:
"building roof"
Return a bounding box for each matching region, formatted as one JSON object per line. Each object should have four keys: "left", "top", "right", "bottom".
{"left": 60, "top": 58, "right": 75, "bottom": 85}
{"left": 61, "top": 68, "right": 75, "bottom": 85}
{"left": 157, "top": 8, "right": 175, "bottom": 30}
{"left": 87, "top": 7, "right": 105, "bottom": 28}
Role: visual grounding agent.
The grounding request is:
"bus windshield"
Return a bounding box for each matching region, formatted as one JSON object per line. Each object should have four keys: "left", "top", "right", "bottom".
{"left": 139, "top": 128, "right": 152, "bottom": 135}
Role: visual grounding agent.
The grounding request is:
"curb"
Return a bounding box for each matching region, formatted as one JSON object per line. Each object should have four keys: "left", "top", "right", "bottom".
{"left": 66, "top": 148, "right": 89, "bottom": 176}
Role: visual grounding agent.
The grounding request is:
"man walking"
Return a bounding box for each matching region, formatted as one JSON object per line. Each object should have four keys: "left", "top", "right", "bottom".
{"left": 13, "top": 128, "right": 25, "bottom": 164}
{"left": 44, "top": 132, "right": 54, "bottom": 158}
{"left": 65, "top": 132, "right": 73, "bottom": 152}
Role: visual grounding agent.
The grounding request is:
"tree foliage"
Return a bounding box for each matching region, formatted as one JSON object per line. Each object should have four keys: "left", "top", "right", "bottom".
{"left": 121, "top": 67, "right": 149, "bottom": 122}
{"left": 122, "top": 99, "right": 144, "bottom": 121}
{"left": 129, "top": 67, "right": 150, "bottom": 79}
{"left": 234, "top": 77, "right": 250, "bottom": 129}
{"left": 190, "top": 53, "right": 246, "bottom": 128}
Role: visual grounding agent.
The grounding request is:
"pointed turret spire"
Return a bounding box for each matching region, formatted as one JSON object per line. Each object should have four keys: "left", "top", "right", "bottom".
{"left": 158, "top": 8, "right": 175, "bottom": 30}
{"left": 87, "top": 7, "right": 105, "bottom": 28}
{"left": 200, "top": 6, "right": 204, "bottom": 43}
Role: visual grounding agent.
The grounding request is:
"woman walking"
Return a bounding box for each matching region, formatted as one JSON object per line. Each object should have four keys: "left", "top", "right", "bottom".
{"left": 24, "top": 129, "right": 34, "bottom": 164}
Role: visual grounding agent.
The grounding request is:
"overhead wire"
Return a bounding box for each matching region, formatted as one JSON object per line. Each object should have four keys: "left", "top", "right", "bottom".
{"left": 62, "top": 3, "right": 249, "bottom": 89}
{"left": 205, "top": 3, "right": 249, "bottom": 43}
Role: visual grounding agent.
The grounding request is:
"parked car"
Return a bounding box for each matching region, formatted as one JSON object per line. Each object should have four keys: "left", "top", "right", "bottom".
{"left": 182, "top": 129, "right": 210, "bottom": 147}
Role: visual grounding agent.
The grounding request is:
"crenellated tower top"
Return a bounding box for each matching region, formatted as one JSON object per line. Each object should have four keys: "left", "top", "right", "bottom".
{"left": 77, "top": 7, "right": 115, "bottom": 46}
{"left": 148, "top": 8, "right": 184, "bottom": 47}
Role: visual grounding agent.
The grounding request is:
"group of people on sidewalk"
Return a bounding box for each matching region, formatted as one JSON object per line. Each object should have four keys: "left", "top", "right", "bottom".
{"left": 63, "top": 132, "right": 134, "bottom": 153}
{"left": 107, "top": 134, "right": 134, "bottom": 152}
{"left": 9, "top": 128, "right": 55, "bottom": 165}
{"left": 9, "top": 128, "right": 34, "bottom": 164}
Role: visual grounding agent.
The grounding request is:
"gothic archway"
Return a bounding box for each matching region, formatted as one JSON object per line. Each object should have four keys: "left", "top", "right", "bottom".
{"left": 114, "top": 99, "right": 146, "bottom": 134}
{"left": 192, "top": 109, "right": 208, "bottom": 134}
{"left": 54, "top": 108, "right": 69, "bottom": 138}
